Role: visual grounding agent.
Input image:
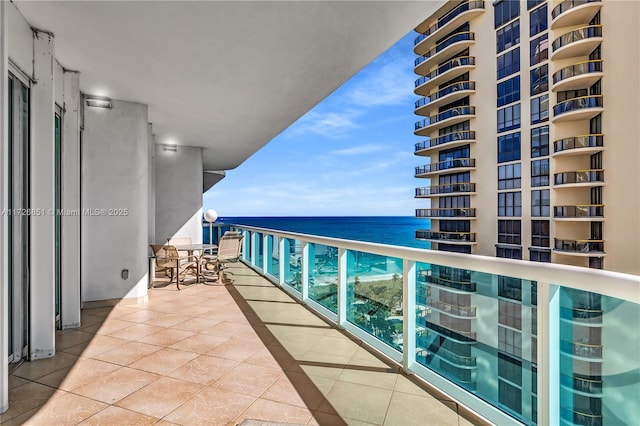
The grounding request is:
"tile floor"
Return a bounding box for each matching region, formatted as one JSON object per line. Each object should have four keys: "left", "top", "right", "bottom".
{"left": 3, "top": 263, "right": 484, "bottom": 426}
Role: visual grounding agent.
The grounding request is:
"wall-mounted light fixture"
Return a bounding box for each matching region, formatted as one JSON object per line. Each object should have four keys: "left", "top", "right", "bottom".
{"left": 85, "top": 96, "right": 112, "bottom": 109}
{"left": 162, "top": 144, "right": 178, "bottom": 153}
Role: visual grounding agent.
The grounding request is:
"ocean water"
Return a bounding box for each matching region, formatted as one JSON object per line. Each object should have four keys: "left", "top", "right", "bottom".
{"left": 215, "top": 216, "right": 432, "bottom": 250}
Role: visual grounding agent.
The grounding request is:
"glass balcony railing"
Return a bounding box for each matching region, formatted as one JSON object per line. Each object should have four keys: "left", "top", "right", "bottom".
{"left": 551, "top": 25, "right": 602, "bottom": 52}
{"left": 554, "top": 238, "right": 605, "bottom": 253}
{"left": 415, "top": 130, "right": 475, "bottom": 153}
{"left": 554, "top": 170, "right": 604, "bottom": 185}
{"left": 415, "top": 82, "right": 475, "bottom": 109}
{"left": 221, "top": 223, "right": 639, "bottom": 426}
{"left": 415, "top": 183, "right": 476, "bottom": 197}
{"left": 415, "top": 208, "right": 476, "bottom": 218}
{"left": 414, "top": 56, "right": 476, "bottom": 88}
{"left": 414, "top": 1, "right": 484, "bottom": 45}
{"left": 554, "top": 204, "right": 604, "bottom": 218}
{"left": 415, "top": 158, "right": 475, "bottom": 175}
{"left": 415, "top": 106, "right": 476, "bottom": 130}
{"left": 554, "top": 134, "right": 603, "bottom": 153}
{"left": 552, "top": 0, "right": 601, "bottom": 20}
{"left": 415, "top": 32, "right": 475, "bottom": 67}
{"left": 553, "top": 95, "right": 603, "bottom": 117}
{"left": 415, "top": 230, "right": 476, "bottom": 242}
{"left": 552, "top": 60, "right": 602, "bottom": 85}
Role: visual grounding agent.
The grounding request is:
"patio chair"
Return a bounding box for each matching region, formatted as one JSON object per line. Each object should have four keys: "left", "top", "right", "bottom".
{"left": 168, "top": 236, "right": 199, "bottom": 262}
{"left": 201, "top": 233, "right": 244, "bottom": 284}
{"left": 153, "top": 245, "right": 198, "bottom": 290}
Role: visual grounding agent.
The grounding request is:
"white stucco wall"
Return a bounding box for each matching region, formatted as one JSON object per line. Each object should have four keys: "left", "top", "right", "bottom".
{"left": 154, "top": 144, "right": 203, "bottom": 244}
{"left": 7, "top": 2, "right": 32, "bottom": 77}
{"left": 82, "top": 99, "right": 149, "bottom": 302}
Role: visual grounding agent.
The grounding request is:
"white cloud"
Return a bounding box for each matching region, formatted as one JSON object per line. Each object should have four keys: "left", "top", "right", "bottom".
{"left": 346, "top": 59, "right": 414, "bottom": 108}
{"left": 288, "top": 109, "right": 361, "bottom": 139}
{"left": 330, "top": 144, "right": 387, "bottom": 156}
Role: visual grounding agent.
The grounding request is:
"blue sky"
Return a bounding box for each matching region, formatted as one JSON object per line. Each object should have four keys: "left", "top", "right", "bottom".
{"left": 203, "top": 31, "right": 426, "bottom": 217}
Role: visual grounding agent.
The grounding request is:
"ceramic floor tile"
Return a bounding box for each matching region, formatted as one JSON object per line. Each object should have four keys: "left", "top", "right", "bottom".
{"left": 115, "top": 377, "right": 203, "bottom": 418}
{"left": 336, "top": 367, "right": 398, "bottom": 390}
{"left": 16, "top": 391, "right": 107, "bottom": 425}
{"left": 91, "top": 318, "right": 134, "bottom": 335}
{"left": 3, "top": 382, "right": 61, "bottom": 422}
{"left": 168, "top": 332, "right": 229, "bottom": 354}
{"left": 199, "top": 321, "right": 254, "bottom": 339}
{"left": 71, "top": 367, "right": 159, "bottom": 404}
{"left": 64, "top": 335, "right": 131, "bottom": 358}
{"left": 55, "top": 330, "right": 95, "bottom": 350}
{"left": 236, "top": 398, "right": 313, "bottom": 425}
{"left": 128, "top": 347, "right": 199, "bottom": 375}
{"left": 172, "top": 317, "right": 224, "bottom": 334}
{"left": 213, "top": 363, "right": 282, "bottom": 397}
{"left": 383, "top": 391, "right": 461, "bottom": 426}
{"left": 143, "top": 313, "right": 192, "bottom": 327}
{"left": 116, "top": 309, "right": 167, "bottom": 323}
{"left": 260, "top": 372, "right": 327, "bottom": 410}
{"left": 7, "top": 375, "right": 29, "bottom": 391}
{"left": 163, "top": 387, "right": 256, "bottom": 426}
{"left": 167, "top": 355, "right": 239, "bottom": 385}
{"left": 307, "top": 411, "right": 349, "bottom": 426}
{"left": 93, "top": 341, "right": 163, "bottom": 366}
{"left": 206, "top": 337, "right": 261, "bottom": 362}
{"left": 36, "top": 358, "right": 122, "bottom": 391}
{"left": 316, "top": 380, "right": 393, "bottom": 425}
{"left": 12, "top": 351, "right": 80, "bottom": 381}
{"left": 106, "top": 323, "right": 166, "bottom": 341}
{"left": 78, "top": 405, "right": 159, "bottom": 425}
{"left": 138, "top": 328, "right": 195, "bottom": 347}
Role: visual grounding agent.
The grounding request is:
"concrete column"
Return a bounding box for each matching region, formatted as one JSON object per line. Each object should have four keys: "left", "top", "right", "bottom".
{"left": 61, "top": 71, "right": 80, "bottom": 329}
{"left": 147, "top": 125, "right": 155, "bottom": 247}
{"left": 29, "top": 30, "right": 56, "bottom": 360}
{"left": 1, "top": 0, "right": 9, "bottom": 412}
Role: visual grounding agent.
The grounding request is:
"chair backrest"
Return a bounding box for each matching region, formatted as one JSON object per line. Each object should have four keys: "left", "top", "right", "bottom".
{"left": 155, "top": 245, "right": 180, "bottom": 268}
{"left": 217, "top": 234, "right": 243, "bottom": 262}
{"left": 150, "top": 244, "right": 166, "bottom": 257}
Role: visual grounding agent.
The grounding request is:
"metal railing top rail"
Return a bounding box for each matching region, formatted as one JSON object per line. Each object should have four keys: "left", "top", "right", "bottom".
{"left": 228, "top": 224, "right": 640, "bottom": 304}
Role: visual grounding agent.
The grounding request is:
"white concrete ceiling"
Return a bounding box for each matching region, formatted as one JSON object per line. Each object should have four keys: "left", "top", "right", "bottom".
{"left": 15, "top": 1, "right": 443, "bottom": 172}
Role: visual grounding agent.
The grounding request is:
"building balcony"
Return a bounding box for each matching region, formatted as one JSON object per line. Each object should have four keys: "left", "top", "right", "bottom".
{"left": 415, "top": 208, "right": 476, "bottom": 219}
{"left": 553, "top": 134, "right": 604, "bottom": 157}
{"left": 560, "top": 306, "right": 603, "bottom": 325}
{"left": 414, "top": 106, "right": 476, "bottom": 135}
{"left": 419, "top": 272, "right": 477, "bottom": 293}
{"left": 415, "top": 81, "right": 476, "bottom": 115}
{"left": 415, "top": 158, "right": 476, "bottom": 177}
{"left": 551, "top": 0, "right": 602, "bottom": 30}
{"left": 550, "top": 25, "right": 603, "bottom": 60}
{"left": 414, "top": 56, "right": 476, "bottom": 96}
{"left": 554, "top": 204, "right": 604, "bottom": 220}
{"left": 425, "top": 322, "right": 476, "bottom": 343}
{"left": 560, "top": 374, "right": 603, "bottom": 396}
{"left": 415, "top": 230, "right": 477, "bottom": 245}
{"left": 414, "top": 1, "right": 485, "bottom": 55}
{"left": 554, "top": 238, "right": 606, "bottom": 256}
{"left": 429, "top": 346, "right": 477, "bottom": 368}
{"left": 552, "top": 60, "right": 603, "bottom": 92}
{"left": 552, "top": 95, "right": 603, "bottom": 122}
{"left": 554, "top": 170, "right": 604, "bottom": 188}
{"left": 414, "top": 130, "right": 476, "bottom": 155}
{"left": 426, "top": 298, "right": 477, "bottom": 318}
{"left": 414, "top": 32, "right": 476, "bottom": 75}
{"left": 561, "top": 407, "right": 603, "bottom": 426}
{"left": 415, "top": 182, "right": 476, "bottom": 198}
{"left": 561, "top": 340, "right": 603, "bottom": 360}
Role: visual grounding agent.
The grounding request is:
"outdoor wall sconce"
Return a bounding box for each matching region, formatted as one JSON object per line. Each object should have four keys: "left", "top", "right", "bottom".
{"left": 85, "top": 96, "right": 112, "bottom": 109}
{"left": 162, "top": 144, "right": 178, "bottom": 153}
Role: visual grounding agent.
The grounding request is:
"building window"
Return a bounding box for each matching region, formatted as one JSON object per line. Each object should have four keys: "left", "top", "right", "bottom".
{"left": 498, "top": 163, "right": 521, "bottom": 189}
{"left": 531, "top": 126, "right": 549, "bottom": 157}
{"left": 531, "top": 159, "right": 549, "bottom": 187}
{"left": 499, "top": 380, "right": 522, "bottom": 415}
{"left": 530, "top": 64, "right": 548, "bottom": 96}
{"left": 498, "top": 220, "right": 521, "bottom": 245}
{"left": 497, "top": 245, "right": 523, "bottom": 259}
{"left": 496, "top": 19, "right": 520, "bottom": 53}
{"left": 439, "top": 172, "right": 470, "bottom": 185}
{"left": 440, "top": 220, "right": 471, "bottom": 233}
{"left": 529, "top": 4, "right": 547, "bottom": 36}
{"left": 439, "top": 145, "right": 470, "bottom": 162}
{"left": 499, "top": 326, "right": 522, "bottom": 357}
{"left": 531, "top": 189, "right": 550, "bottom": 217}
{"left": 499, "top": 276, "right": 522, "bottom": 301}
{"left": 438, "top": 244, "right": 472, "bottom": 254}
{"left": 498, "top": 191, "right": 522, "bottom": 217}
{"left": 530, "top": 34, "right": 548, "bottom": 65}
{"left": 498, "top": 105, "right": 521, "bottom": 133}
{"left": 499, "top": 300, "right": 522, "bottom": 329}
{"left": 531, "top": 220, "right": 550, "bottom": 247}
{"left": 497, "top": 76, "right": 521, "bottom": 107}
{"left": 530, "top": 94, "right": 549, "bottom": 125}
{"left": 528, "top": 0, "right": 544, "bottom": 10}
{"left": 499, "top": 352, "right": 523, "bottom": 385}
{"left": 529, "top": 248, "right": 551, "bottom": 263}
{"left": 495, "top": 0, "right": 520, "bottom": 28}
{"left": 497, "top": 47, "right": 520, "bottom": 79}
{"left": 439, "top": 195, "right": 471, "bottom": 209}
{"left": 497, "top": 132, "right": 521, "bottom": 162}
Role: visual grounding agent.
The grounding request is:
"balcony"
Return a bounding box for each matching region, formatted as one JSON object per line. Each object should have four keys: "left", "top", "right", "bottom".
{"left": 551, "top": 0, "right": 602, "bottom": 30}
{"left": 554, "top": 238, "right": 606, "bottom": 256}
{"left": 425, "top": 322, "right": 476, "bottom": 343}
{"left": 415, "top": 158, "right": 475, "bottom": 177}
{"left": 414, "top": 56, "right": 476, "bottom": 96}
{"left": 416, "top": 208, "right": 476, "bottom": 219}
{"left": 414, "top": 130, "right": 476, "bottom": 155}
{"left": 414, "top": 106, "right": 476, "bottom": 135}
{"left": 561, "top": 339, "right": 603, "bottom": 359}
{"left": 415, "top": 81, "right": 476, "bottom": 115}
{"left": 553, "top": 134, "right": 604, "bottom": 156}
{"left": 552, "top": 95, "right": 603, "bottom": 122}
{"left": 554, "top": 170, "right": 604, "bottom": 188}
{"left": 560, "top": 306, "right": 603, "bottom": 325}
{"left": 554, "top": 204, "right": 604, "bottom": 220}
{"left": 415, "top": 182, "right": 476, "bottom": 198}
{"left": 426, "top": 298, "right": 477, "bottom": 318}
{"left": 550, "top": 25, "right": 603, "bottom": 60}
{"left": 561, "top": 407, "right": 603, "bottom": 426}
{"left": 419, "top": 272, "right": 477, "bottom": 293}
{"left": 429, "top": 346, "right": 477, "bottom": 367}
{"left": 414, "top": 32, "right": 476, "bottom": 76}
{"left": 560, "top": 374, "right": 603, "bottom": 395}
{"left": 415, "top": 230, "right": 477, "bottom": 245}
{"left": 552, "top": 60, "right": 603, "bottom": 92}
{"left": 414, "top": 1, "right": 485, "bottom": 55}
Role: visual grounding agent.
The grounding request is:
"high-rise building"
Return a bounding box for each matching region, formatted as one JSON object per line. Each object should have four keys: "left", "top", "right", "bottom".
{"left": 412, "top": 1, "right": 639, "bottom": 424}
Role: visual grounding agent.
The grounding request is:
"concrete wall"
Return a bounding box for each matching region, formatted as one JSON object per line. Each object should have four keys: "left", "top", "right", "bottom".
{"left": 1, "top": 0, "right": 8, "bottom": 413}
{"left": 6, "top": 2, "right": 32, "bottom": 77}
{"left": 154, "top": 144, "right": 203, "bottom": 244}
{"left": 82, "top": 100, "right": 150, "bottom": 302}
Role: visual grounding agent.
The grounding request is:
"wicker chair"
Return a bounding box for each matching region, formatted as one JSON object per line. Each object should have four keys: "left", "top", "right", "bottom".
{"left": 201, "top": 233, "right": 244, "bottom": 284}
{"left": 151, "top": 244, "right": 198, "bottom": 290}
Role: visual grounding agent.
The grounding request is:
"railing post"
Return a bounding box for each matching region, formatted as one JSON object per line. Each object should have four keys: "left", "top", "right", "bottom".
{"left": 278, "top": 237, "right": 286, "bottom": 286}
{"left": 262, "top": 233, "right": 269, "bottom": 273}
{"left": 337, "top": 248, "right": 348, "bottom": 328}
{"left": 250, "top": 231, "right": 256, "bottom": 267}
{"left": 301, "top": 241, "right": 309, "bottom": 302}
{"left": 540, "top": 282, "right": 560, "bottom": 426}
{"left": 403, "top": 259, "right": 416, "bottom": 372}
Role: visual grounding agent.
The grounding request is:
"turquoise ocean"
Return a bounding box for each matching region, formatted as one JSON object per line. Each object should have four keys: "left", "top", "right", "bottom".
{"left": 212, "top": 216, "right": 432, "bottom": 250}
